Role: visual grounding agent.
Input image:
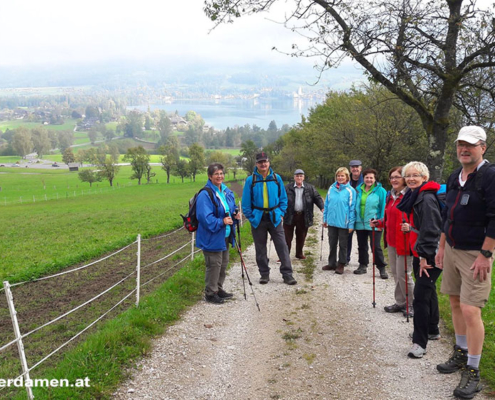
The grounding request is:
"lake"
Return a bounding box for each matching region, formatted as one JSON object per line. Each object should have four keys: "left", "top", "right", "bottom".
{"left": 130, "top": 97, "right": 321, "bottom": 130}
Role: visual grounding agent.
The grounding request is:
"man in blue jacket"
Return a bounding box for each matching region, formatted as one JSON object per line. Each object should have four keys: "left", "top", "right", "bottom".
{"left": 242, "top": 152, "right": 297, "bottom": 285}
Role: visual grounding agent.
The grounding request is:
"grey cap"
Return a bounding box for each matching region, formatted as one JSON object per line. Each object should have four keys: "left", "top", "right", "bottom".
{"left": 294, "top": 169, "right": 305, "bottom": 175}
{"left": 455, "top": 126, "right": 486, "bottom": 144}
{"left": 349, "top": 160, "right": 362, "bottom": 167}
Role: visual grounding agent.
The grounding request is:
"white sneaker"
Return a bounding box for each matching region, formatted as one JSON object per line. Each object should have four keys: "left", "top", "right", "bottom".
{"left": 408, "top": 343, "right": 426, "bottom": 358}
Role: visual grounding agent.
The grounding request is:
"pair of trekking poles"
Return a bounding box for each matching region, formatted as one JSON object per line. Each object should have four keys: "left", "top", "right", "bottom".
{"left": 232, "top": 220, "right": 261, "bottom": 312}
{"left": 319, "top": 218, "right": 410, "bottom": 322}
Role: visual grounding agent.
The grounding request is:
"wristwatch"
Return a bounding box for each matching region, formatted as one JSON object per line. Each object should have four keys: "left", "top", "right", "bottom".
{"left": 480, "top": 249, "right": 493, "bottom": 258}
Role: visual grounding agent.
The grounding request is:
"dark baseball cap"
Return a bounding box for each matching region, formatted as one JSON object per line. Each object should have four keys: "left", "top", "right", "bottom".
{"left": 256, "top": 152, "right": 269, "bottom": 162}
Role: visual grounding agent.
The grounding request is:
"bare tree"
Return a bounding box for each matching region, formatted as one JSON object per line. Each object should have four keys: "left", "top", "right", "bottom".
{"left": 205, "top": 0, "right": 495, "bottom": 180}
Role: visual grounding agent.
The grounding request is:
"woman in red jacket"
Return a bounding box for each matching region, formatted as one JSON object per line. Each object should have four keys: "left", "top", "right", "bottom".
{"left": 373, "top": 167, "right": 414, "bottom": 316}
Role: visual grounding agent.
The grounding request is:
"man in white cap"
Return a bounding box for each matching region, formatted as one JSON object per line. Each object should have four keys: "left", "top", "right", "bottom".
{"left": 283, "top": 169, "right": 324, "bottom": 259}
{"left": 435, "top": 126, "right": 495, "bottom": 399}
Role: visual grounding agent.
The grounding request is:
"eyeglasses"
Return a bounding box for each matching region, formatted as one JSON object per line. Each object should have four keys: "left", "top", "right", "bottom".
{"left": 350, "top": 166, "right": 361, "bottom": 169}
{"left": 257, "top": 160, "right": 268, "bottom": 164}
{"left": 404, "top": 174, "right": 423, "bottom": 179}
{"left": 389, "top": 176, "right": 402, "bottom": 180}
{"left": 456, "top": 142, "right": 481, "bottom": 149}
{"left": 212, "top": 172, "right": 224, "bottom": 177}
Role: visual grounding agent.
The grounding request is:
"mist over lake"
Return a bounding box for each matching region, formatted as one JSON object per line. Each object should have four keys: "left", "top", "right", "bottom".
{"left": 130, "top": 97, "right": 320, "bottom": 130}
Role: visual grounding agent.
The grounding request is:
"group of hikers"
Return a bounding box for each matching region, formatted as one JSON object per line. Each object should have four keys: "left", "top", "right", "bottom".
{"left": 193, "top": 125, "right": 493, "bottom": 400}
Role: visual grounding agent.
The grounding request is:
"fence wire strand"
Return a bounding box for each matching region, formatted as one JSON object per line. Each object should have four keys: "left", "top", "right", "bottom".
{"left": 141, "top": 226, "right": 184, "bottom": 241}
{"left": 9, "top": 240, "right": 137, "bottom": 288}
{"left": 141, "top": 240, "right": 193, "bottom": 270}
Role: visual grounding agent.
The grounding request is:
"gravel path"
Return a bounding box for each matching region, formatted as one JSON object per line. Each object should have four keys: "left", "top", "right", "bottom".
{"left": 113, "top": 212, "right": 491, "bottom": 400}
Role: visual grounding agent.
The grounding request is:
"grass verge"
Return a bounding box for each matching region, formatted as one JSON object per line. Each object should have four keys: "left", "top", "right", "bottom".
{"left": 5, "top": 220, "right": 254, "bottom": 399}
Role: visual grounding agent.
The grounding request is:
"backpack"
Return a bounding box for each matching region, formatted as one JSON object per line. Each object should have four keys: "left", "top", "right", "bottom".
{"left": 250, "top": 172, "right": 282, "bottom": 212}
{"left": 181, "top": 187, "right": 218, "bottom": 232}
{"left": 436, "top": 184, "right": 447, "bottom": 210}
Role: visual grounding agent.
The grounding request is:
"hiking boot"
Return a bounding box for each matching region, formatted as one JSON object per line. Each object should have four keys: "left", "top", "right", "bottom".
{"left": 403, "top": 307, "right": 414, "bottom": 318}
{"left": 322, "top": 265, "right": 337, "bottom": 271}
{"left": 335, "top": 263, "right": 345, "bottom": 275}
{"left": 409, "top": 332, "right": 441, "bottom": 340}
{"left": 408, "top": 343, "right": 426, "bottom": 358}
{"left": 384, "top": 303, "right": 404, "bottom": 313}
{"left": 205, "top": 293, "right": 225, "bottom": 304}
{"left": 353, "top": 264, "right": 367, "bottom": 274}
{"left": 217, "top": 289, "right": 233, "bottom": 299}
{"left": 453, "top": 366, "right": 482, "bottom": 399}
{"left": 437, "top": 345, "right": 468, "bottom": 374}
{"left": 378, "top": 267, "right": 389, "bottom": 279}
{"left": 259, "top": 275, "right": 270, "bottom": 284}
{"left": 283, "top": 275, "right": 297, "bottom": 285}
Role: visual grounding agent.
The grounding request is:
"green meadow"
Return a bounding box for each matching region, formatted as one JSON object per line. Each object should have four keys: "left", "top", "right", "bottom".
{"left": 0, "top": 118, "right": 79, "bottom": 132}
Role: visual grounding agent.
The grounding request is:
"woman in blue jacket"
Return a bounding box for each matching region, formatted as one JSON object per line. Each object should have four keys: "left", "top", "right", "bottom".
{"left": 196, "top": 163, "right": 239, "bottom": 304}
{"left": 353, "top": 168, "right": 388, "bottom": 278}
{"left": 322, "top": 167, "right": 356, "bottom": 275}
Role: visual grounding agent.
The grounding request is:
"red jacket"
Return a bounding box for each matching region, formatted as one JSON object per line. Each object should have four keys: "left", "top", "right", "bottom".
{"left": 375, "top": 189, "right": 410, "bottom": 255}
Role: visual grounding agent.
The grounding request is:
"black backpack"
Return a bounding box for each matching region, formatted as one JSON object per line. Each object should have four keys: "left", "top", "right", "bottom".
{"left": 250, "top": 173, "right": 282, "bottom": 212}
{"left": 181, "top": 187, "right": 218, "bottom": 232}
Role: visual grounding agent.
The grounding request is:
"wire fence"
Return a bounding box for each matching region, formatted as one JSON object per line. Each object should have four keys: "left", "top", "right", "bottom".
{"left": 0, "top": 226, "right": 195, "bottom": 400}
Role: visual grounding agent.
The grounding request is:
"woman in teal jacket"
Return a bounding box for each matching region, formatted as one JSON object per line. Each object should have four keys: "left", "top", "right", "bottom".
{"left": 322, "top": 167, "right": 356, "bottom": 275}
{"left": 353, "top": 168, "right": 388, "bottom": 278}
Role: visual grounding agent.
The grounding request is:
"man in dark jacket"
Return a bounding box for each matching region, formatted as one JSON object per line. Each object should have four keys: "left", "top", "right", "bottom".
{"left": 435, "top": 126, "right": 495, "bottom": 399}
{"left": 283, "top": 169, "right": 324, "bottom": 259}
{"left": 347, "top": 160, "right": 364, "bottom": 263}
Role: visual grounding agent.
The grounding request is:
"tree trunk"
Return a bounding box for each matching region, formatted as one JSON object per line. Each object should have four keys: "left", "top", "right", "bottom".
{"left": 424, "top": 121, "right": 448, "bottom": 183}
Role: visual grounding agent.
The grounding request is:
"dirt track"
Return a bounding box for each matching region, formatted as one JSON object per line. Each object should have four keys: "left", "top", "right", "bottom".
{"left": 113, "top": 209, "right": 493, "bottom": 400}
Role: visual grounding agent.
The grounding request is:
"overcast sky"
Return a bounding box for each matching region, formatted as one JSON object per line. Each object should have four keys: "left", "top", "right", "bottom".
{"left": 0, "top": 0, "right": 493, "bottom": 69}
{"left": 0, "top": 0, "right": 312, "bottom": 68}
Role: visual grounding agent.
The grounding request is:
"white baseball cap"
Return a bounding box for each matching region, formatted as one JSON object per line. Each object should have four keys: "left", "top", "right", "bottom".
{"left": 455, "top": 126, "right": 486, "bottom": 144}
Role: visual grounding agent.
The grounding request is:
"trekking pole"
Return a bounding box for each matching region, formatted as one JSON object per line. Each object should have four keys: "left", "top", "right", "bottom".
{"left": 371, "top": 221, "right": 376, "bottom": 308}
{"left": 233, "top": 237, "right": 261, "bottom": 312}
{"left": 402, "top": 216, "right": 410, "bottom": 323}
{"left": 320, "top": 224, "right": 324, "bottom": 261}
{"left": 268, "top": 236, "right": 273, "bottom": 259}
{"left": 236, "top": 221, "right": 247, "bottom": 300}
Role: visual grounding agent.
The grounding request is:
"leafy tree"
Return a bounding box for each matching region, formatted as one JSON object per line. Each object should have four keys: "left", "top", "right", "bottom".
{"left": 159, "top": 136, "right": 180, "bottom": 183}
{"left": 157, "top": 111, "right": 173, "bottom": 144}
{"left": 89, "top": 147, "right": 120, "bottom": 186}
{"left": 173, "top": 159, "right": 190, "bottom": 183}
{"left": 205, "top": 0, "right": 495, "bottom": 181}
{"left": 12, "top": 127, "right": 33, "bottom": 158}
{"left": 71, "top": 110, "right": 82, "bottom": 119}
{"left": 62, "top": 147, "right": 76, "bottom": 165}
{"left": 188, "top": 143, "right": 206, "bottom": 182}
{"left": 58, "top": 131, "right": 74, "bottom": 153}
{"left": 206, "top": 150, "right": 229, "bottom": 167}
{"left": 123, "top": 146, "right": 151, "bottom": 185}
{"left": 124, "top": 110, "right": 144, "bottom": 138}
{"left": 78, "top": 169, "right": 102, "bottom": 187}
{"left": 31, "top": 127, "right": 51, "bottom": 159}
{"left": 85, "top": 106, "right": 100, "bottom": 119}
{"left": 240, "top": 140, "right": 258, "bottom": 173}
{"left": 88, "top": 128, "right": 98, "bottom": 145}
{"left": 103, "top": 128, "right": 115, "bottom": 142}
{"left": 144, "top": 164, "right": 156, "bottom": 184}
{"left": 144, "top": 115, "right": 153, "bottom": 131}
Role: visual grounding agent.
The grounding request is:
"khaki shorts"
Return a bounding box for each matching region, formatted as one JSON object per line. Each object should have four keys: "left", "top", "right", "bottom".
{"left": 441, "top": 243, "right": 492, "bottom": 308}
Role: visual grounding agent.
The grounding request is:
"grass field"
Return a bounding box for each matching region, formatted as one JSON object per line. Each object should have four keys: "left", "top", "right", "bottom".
{"left": 0, "top": 119, "right": 79, "bottom": 132}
